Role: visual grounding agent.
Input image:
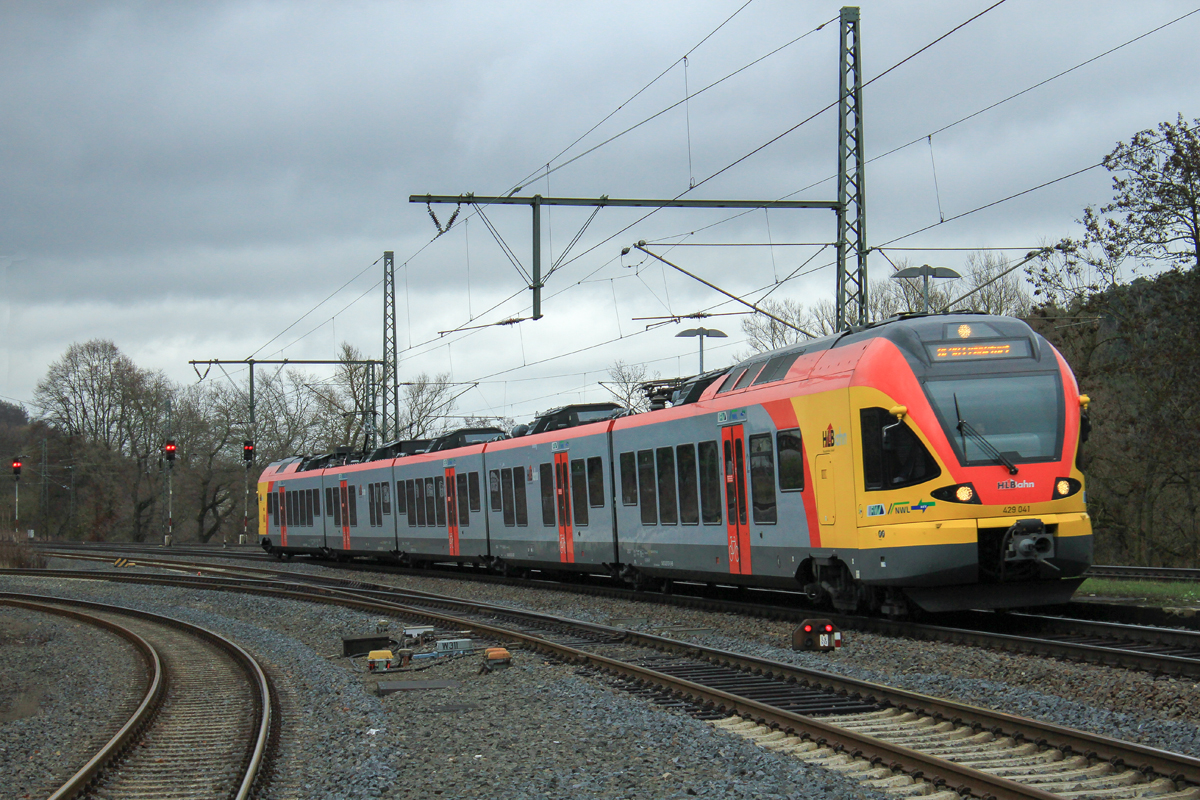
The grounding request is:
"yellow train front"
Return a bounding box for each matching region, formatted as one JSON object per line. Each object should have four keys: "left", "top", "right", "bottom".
{"left": 782, "top": 313, "right": 1091, "bottom": 615}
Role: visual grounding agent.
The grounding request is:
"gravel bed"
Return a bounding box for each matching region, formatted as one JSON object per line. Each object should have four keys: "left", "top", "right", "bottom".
{"left": 130, "top": 554, "right": 1200, "bottom": 759}
{"left": 1, "top": 572, "right": 887, "bottom": 800}
{"left": 0, "top": 601, "right": 143, "bottom": 799}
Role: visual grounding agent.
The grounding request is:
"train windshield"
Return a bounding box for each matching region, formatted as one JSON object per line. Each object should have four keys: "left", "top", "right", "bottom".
{"left": 924, "top": 373, "right": 1063, "bottom": 465}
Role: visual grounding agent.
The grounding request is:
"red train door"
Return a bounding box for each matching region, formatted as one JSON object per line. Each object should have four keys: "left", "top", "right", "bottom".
{"left": 444, "top": 466, "right": 459, "bottom": 556}
{"left": 554, "top": 451, "right": 574, "bottom": 563}
{"left": 339, "top": 479, "right": 350, "bottom": 550}
{"left": 278, "top": 485, "right": 287, "bottom": 547}
{"left": 722, "top": 425, "right": 751, "bottom": 574}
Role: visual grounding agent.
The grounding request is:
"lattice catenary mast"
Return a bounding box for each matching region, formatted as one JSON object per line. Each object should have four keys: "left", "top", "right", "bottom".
{"left": 836, "top": 5, "right": 868, "bottom": 330}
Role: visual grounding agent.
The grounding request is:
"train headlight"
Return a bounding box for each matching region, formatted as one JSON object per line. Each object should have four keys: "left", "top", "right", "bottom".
{"left": 931, "top": 482, "right": 981, "bottom": 504}
{"left": 957, "top": 324, "right": 972, "bottom": 338}
{"left": 1052, "top": 477, "right": 1082, "bottom": 499}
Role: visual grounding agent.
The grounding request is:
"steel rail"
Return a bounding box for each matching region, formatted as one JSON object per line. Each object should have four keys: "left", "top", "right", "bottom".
{"left": 5, "top": 569, "right": 1199, "bottom": 796}
{"left": 0, "top": 592, "right": 273, "bottom": 800}
{"left": 0, "top": 596, "right": 166, "bottom": 800}
{"left": 31, "top": 549, "right": 1200, "bottom": 676}
{"left": 1085, "top": 564, "right": 1200, "bottom": 582}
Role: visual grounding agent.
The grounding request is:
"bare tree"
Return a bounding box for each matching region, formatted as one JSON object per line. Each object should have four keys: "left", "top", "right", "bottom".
{"left": 461, "top": 414, "right": 516, "bottom": 432}
{"left": 34, "top": 340, "right": 138, "bottom": 452}
{"left": 399, "top": 373, "right": 456, "bottom": 439}
{"left": 604, "top": 360, "right": 659, "bottom": 413}
{"left": 253, "top": 367, "right": 324, "bottom": 461}
{"left": 946, "top": 252, "right": 1032, "bottom": 316}
{"left": 306, "top": 342, "right": 374, "bottom": 451}
{"left": 740, "top": 298, "right": 811, "bottom": 354}
{"left": 175, "top": 381, "right": 242, "bottom": 543}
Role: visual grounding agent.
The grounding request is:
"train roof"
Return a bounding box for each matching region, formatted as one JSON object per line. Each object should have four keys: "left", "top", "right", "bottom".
{"left": 258, "top": 312, "right": 1045, "bottom": 479}
{"left": 723, "top": 312, "right": 1040, "bottom": 376}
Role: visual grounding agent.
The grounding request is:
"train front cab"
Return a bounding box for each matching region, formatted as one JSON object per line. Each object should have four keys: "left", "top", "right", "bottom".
{"left": 831, "top": 316, "right": 1092, "bottom": 614}
{"left": 258, "top": 457, "right": 328, "bottom": 556}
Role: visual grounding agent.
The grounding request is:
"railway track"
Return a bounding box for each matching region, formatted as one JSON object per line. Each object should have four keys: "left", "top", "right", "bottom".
{"left": 30, "top": 546, "right": 1200, "bottom": 678}
{"left": 1084, "top": 565, "right": 1200, "bottom": 583}
{"left": 4, "top": 564, "right": 1199, "bottom": 799}
{"left": 0, "top": 593, "right": 274, "bottom": 800}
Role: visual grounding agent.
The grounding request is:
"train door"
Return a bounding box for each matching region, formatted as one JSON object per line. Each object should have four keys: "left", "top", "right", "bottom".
{"left": 444, "top": 466, "right": 459, "bottom": 556}
{"left": 815, "top": 454, "right": 836, "bottom": 526}
{"left": 722, "top": 425, "right": 751, "bottom": 574}
{"left": 554, "top": 451, "right": 574, "bottom": 563}
{"left": 339, "top": 479, "right": 351, "bottom": 550}
{"left": 278, "top": 485, "right": 287, "bottom": 547}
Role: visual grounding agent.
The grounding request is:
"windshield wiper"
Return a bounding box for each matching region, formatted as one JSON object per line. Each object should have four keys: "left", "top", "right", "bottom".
{"left": 954, "top": 393, "right": 1018, "bottom": 475}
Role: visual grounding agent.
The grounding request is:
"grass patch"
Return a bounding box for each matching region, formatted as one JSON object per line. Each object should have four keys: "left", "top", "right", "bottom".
{"left": 1078, "top": 577, "right": 1200, "bottom": 606}
{"left": 0, "top": 539, "right": 47, "bottom": 569}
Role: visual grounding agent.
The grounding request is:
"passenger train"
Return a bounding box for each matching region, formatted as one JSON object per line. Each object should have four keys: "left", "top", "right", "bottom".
{"left": 258, "top": 313, "right": 1093, "bottom": 615}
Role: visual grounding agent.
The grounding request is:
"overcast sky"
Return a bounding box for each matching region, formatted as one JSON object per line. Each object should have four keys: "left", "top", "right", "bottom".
{"left": 3, "top": 0, "right": 1198, "bottom": 425}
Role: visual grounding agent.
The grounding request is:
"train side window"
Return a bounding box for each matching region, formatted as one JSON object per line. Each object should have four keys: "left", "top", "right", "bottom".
{"left": 571, "top": 459, "right": 589, "bottom": 527}
{"left": 620, "top": 452, "right": 638, "bottom": 505}
{"left": 268, "top": 493, "right": 276, "bottom": 527}
{"left": 414, "top": 480, "right": 426, "bottom": 526}
{"left": 656, "top": 447, "right": 678, "bottom": 525}
{"left": 676, "top": 443, "right": 699, "bottom": 525}
{"left": 434, "top": 477, "right": 446, "bottom": 526}
{"left": 468, "top": 472, "right": 481, "bottom": 512}
{"left": 860, "top": 407, "right": 942, "bottom": 490}
{"left": 306, "top": 489, "right": 315, "bottom": 526}
{"left": 733, "top": 361, "right": 765, "bottom": 391}
{"left": 513, "top": 468, "right": 528, "bottom": 526}
{"left": 368, "top": 484, "right": 378, "bottom": 526}
{"left": 381, "top": 483, "right": 390, "bottom": 515}
{"left": 501, "top": 469, "right": 515, "bottom": 526}
{"left": 326, "top": 487, "right": 335, "bottom": 518}
{"left": 373, "top": 483, "right": 383, "bottom": 525}
{"left": 587, "top": 456, "right": 605, "bottom": 508}
{"left": 489, "top": 470, "right": 502, "bottom": 512}
{"left": 540, "top": 463, "right": 556, "bottom": 526}
{"left": 748, "top": 434, "right": 778, "bottom": 524}
{"left": 637, "top": 449, "right": 658, "bottom": 525}
{"left": 313, "top": 488, "right": 321, "bottom": 519}
{"left": 777, "top": 429, "right": 804, "bottom": 491}
{"left": 717, "top": 369, "right": 746, "bottom": 394}
{"left": 286, "top": 491, "right": 295, "bottom": 528}
{"left": 698, "top": 440, "right": 722, "bottom": 524}
{"left": 406, "top": 480, "right": 417, "bottom": 527}
{"left": 348, "top": 487, "right": 358, "bottom": 527}
{"left": 332, "top": 488, "right": 341, "bottom": 527}
{"left": 456, "top": 473, "right": 470, "bottom": 527}
{"left": 395, "top": 482, "right": 405, "bottom": 514}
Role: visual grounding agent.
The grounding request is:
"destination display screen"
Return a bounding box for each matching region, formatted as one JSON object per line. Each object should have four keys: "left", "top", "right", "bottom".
{"left": 925, "top": 338, "right": 1032, "bottom": 361}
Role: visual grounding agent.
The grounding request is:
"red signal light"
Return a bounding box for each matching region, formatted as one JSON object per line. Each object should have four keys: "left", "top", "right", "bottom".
{"left": 803, "top": 624, "right": 812, "bottom": 632}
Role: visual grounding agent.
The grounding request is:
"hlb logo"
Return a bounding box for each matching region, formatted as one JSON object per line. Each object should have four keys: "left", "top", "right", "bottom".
{"left": 997, "top": 479, "right": 1035, "bottom": 490}
{"left": 821, "top": 424, "right": 847, "bottom": 449}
